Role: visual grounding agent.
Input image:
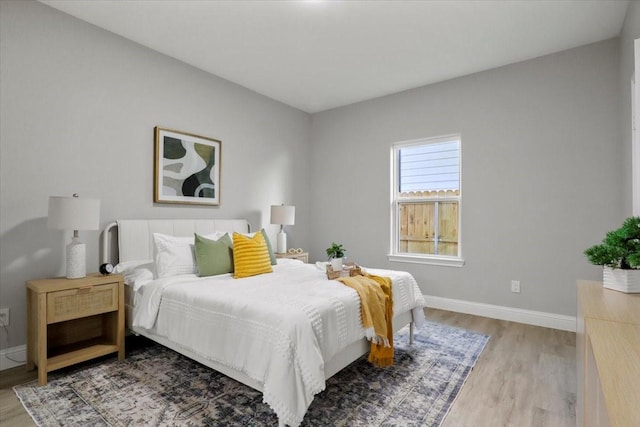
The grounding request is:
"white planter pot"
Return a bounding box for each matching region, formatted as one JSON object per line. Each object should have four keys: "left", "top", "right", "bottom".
{"left": 330, "top": 258, "right": 343, "bottom": 272}
{"left": 603, "top": 266, "right": 640, "bottom": 293}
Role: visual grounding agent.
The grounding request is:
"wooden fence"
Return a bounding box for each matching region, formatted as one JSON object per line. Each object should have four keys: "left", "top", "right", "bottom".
{"left": 398, "top": 190, "right": 459, "bottom": 256}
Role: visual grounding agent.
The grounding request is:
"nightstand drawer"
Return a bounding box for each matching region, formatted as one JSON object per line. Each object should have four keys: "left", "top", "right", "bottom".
{"left": 47, "top": 282, "right": 118, "bottom": 323}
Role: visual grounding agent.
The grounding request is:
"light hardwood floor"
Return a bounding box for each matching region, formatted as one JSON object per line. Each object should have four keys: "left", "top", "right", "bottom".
{"left": 428, "top": 309, "right": 576, "bottom": 427}
{"left": 0, "top": 309, "right": 576, "bottom": 426}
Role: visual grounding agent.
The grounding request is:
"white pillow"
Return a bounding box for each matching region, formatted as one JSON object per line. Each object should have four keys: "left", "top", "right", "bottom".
{"left": 114, "top": 259, "right": 154, "bottom": 275}
{"left": 153, "top": 232, "right": 227, "bottom": 278}
{"left": 114, "top": 260, "right": 155, "bottom": 292}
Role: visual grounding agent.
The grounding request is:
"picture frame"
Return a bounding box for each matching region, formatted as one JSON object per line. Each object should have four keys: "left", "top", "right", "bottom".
{"left": 154, "top": 127, "right": 221, "bottom": 205}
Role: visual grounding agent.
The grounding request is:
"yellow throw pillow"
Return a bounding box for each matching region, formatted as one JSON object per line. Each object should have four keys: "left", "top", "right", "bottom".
{"left": 232, "top": 231, "right": 273, "bottom": 278}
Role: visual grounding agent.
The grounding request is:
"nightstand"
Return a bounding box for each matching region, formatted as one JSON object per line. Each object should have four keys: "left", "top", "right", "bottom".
{"left": 26, "top": 273, "right": 125, "bottom": 385}
{"left": 276, "top": 251, "right": 309, "bottom": 263}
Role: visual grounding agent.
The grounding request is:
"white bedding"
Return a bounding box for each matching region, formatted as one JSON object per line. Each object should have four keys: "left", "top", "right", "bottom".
{"left": 129, "top": 258, "right": 425, "bottom": 426}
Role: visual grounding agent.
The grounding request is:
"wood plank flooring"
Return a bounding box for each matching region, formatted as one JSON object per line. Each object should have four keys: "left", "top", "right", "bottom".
{"left": 0, "top": 364, "right": 37, "bottom": 427}
{"left": 427, "top": 309, "right": 576, "bottom": 427}
{"left": 0, "top": 309, "right": 576, "bottom": 426}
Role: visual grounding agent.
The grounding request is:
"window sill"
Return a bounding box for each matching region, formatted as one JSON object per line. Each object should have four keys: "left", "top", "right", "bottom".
{"left": 387, "top": 253, "right": 465, "bottom": 267}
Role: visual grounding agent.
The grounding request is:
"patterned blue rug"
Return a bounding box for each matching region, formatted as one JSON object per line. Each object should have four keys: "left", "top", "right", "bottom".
{"left": 14, "top": 321, "right": 489, "bottom": 426}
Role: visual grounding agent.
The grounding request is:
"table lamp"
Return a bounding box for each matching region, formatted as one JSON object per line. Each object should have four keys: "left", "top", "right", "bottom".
{"left": 270, "top": 204, "right": 295, "bottom": 253}
{"left": 48, "top": 194, "right": 100, "bottom": 279}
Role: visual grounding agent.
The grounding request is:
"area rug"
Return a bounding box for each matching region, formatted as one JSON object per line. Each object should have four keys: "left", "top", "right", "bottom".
{"left": 14, "top": 321, "right": 489, "bottom": 426}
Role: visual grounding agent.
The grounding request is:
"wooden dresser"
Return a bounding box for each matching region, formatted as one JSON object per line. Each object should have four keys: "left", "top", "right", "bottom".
{"left": 576, "top": 280, "right": 640, "bottom": 426}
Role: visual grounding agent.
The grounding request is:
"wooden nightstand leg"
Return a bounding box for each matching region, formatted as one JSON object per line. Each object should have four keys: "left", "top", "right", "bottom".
{"left": 117, "top": 282, "right": 125, "bottom": 361}
{"left": 36, "top": 293, "right": 47, "bottom": 385}
{"left": 25, "top": 289, "right": 34, "bottom": 371}
{"left": 37, "top": 364, "right": 47, "bottom": 386}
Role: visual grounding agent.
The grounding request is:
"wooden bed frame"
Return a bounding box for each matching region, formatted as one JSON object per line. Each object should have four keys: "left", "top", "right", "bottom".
{"left": 103, "top": 219, "right": 416, "bottom": 424}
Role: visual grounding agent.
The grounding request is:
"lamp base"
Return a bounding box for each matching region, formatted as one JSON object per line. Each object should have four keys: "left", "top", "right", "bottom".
{"left": 277, "top": 230, "right": 287, "bottom": 254}
{"left": 66, "top": 237, "right": 86, "bottom": 279}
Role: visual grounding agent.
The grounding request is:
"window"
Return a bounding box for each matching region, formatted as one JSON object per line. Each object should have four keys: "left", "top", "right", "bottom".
{"left": 389, "top": 134, "right": 464, "bottom": 267}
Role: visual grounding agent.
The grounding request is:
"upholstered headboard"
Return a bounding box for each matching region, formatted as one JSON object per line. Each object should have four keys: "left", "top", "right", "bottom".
{"left": 103, "top": 219, "right": 250, "bottom": 264}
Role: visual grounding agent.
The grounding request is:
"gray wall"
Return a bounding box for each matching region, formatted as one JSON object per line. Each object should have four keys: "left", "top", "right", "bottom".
{"left": 309, "top": 39, "right": 623, "bottom": 317}
{"left": 0, "top": 0, "right": 311, "bottom": 350}
{"left": 620, "top": 0, "right": 640, "bottom": 216}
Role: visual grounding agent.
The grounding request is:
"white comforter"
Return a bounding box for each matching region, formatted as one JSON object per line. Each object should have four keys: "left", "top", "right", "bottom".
{"left": 131, "top": 259, "right": 425, "bottom": 426}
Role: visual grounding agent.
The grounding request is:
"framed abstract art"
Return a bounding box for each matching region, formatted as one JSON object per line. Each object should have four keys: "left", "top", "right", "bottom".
{"left": 154, "top": 127, "right": 221, "bottom": 205}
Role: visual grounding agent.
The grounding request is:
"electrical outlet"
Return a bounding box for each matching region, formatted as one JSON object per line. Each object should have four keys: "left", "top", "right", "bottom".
{"left": 511, "top": 280, "right": 521, "bottom": 294}
{"left": 0, "top": 308, "right": 9, "bottom": 326}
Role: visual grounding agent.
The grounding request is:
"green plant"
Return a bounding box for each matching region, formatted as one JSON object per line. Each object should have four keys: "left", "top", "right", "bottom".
{"left": 326, "top": 242, "right": 346, "bottom": 260}
{"left": 584, "top": 217, "right": 640, "bottom": 269}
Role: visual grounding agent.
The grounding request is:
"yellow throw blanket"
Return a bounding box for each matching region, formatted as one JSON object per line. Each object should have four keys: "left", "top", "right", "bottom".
{"left": 336, "top": 273, "right": 394, "bottom": 367}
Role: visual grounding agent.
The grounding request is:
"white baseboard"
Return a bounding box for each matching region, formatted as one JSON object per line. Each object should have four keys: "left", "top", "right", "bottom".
{"left": 0, "top": 345, "right": 27, "bottom": 371}
{"left": 424, "top": 295, "right": 576, "bottom": 332}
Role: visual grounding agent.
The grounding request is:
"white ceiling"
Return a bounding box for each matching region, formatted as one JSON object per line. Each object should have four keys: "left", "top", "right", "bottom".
{"left": 40, "top": 0, "right": 629, "bottom": 113}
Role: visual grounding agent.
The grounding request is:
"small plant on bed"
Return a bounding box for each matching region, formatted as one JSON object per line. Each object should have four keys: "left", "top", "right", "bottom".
{"left": 326, "top": 242, "right": 346, "bottom": 271}
{"left": 584, "top": 216, "right": 640, "bottom": 293}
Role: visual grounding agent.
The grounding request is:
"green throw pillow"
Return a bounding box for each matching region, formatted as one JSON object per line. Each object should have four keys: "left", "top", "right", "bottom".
{"left": 260, "top": 229, "right": 277, "bottom": 266}
{"left": 194, "top": 233, "right": 234, "bottom": 276}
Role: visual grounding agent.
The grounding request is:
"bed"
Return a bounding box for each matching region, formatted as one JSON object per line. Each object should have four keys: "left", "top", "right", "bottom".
{"left": 103, "top": 219, "right": 426, "bottom": 427}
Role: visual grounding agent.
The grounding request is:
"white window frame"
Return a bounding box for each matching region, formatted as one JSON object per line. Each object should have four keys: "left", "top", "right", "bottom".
{"left": 388, "top": 134, "right": 465, "bottom": 267}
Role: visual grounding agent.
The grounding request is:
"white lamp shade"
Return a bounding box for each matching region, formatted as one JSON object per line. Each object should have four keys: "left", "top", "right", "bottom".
{"left": 270, "top": 205, "right": 295, "bottom": 225}
{"left": 48, "top": 196, "right": 100, "bottom": 230}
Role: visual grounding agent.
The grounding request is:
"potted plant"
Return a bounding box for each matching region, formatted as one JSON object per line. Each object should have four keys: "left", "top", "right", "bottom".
{"left": 326, "top": 242, "right": 346, "bottom": 272}
{"left": 584, "top": 216, "right": 640, "bottom": 293}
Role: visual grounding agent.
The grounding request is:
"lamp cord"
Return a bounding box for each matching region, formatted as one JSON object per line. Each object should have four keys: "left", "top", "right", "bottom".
{"left": 0, "top": 317, "right": 26, "bottom": 364}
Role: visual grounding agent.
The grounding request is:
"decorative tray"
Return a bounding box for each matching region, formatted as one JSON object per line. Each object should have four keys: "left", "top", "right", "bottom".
{"left": 326, "top": 261, "right": 362, "bottom": 280}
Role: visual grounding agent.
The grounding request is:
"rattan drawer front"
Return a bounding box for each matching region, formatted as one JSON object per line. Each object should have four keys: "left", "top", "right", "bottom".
{"left": 47, "top": 283, "right": 118, "bottom": 323}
